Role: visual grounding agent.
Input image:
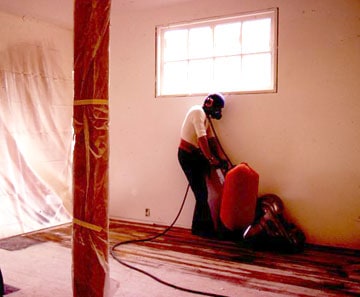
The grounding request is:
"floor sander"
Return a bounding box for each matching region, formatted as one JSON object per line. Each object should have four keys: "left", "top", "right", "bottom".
{"left": 207, "top": 161, "right": 306, "bottom": 253}
{"left": 206, "top": 118, "right": 306, "bottom": 253}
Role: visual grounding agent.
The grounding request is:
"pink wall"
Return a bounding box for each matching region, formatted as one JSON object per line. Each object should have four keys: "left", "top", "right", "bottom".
{"left": 109, "top": 0, "right": 360, "bottom": 249}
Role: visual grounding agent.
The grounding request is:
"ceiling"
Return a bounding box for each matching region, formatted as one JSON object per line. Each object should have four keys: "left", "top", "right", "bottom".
{"left": 0, "top": 0, "right": 73, "bottom": 28}
{"left": 0, "top": 0, "right": 191, "bottom": 29}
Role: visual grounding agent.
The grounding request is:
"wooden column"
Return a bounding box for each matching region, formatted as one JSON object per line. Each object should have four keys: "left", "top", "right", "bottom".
{"left": 72, "top": 1, "right": 111, "bottom": 296}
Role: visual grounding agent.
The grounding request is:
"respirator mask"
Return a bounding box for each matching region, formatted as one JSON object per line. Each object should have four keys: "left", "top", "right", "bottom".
{"left": 209, "top": 108, "right": 222, "bottom": 120}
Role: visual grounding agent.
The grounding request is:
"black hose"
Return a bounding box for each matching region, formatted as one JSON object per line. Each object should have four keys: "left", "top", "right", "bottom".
{"left": 110, "top": 183, "right": 230, "bottom": 297}
{"left": 207, "top": 116, "right": 234, "bottom": 168}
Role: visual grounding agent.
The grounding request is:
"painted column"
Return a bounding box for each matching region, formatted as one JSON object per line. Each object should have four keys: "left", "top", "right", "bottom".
{"left": 72, "top": 1, "right": 111, "bottom": 296}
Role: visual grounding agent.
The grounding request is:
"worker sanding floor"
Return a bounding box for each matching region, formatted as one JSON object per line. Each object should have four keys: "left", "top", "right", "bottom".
{"left": 0, "top": 219, "right": 359, "bottom": 297}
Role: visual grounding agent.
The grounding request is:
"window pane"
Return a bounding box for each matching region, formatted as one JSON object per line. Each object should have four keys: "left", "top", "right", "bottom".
{"left": 156, "top": 9, "right": 277, "bottom": 96}
{"left": 189, "top": 27, "right": 213, "bottom": 59}
{"left": 241, "top": 53, "right": 272, "bottom": 90}
{"left": 214, "top": 22, "right": 241, "bottom": 56}
{"left": 188, "top": 59, "right": 213, "bottom": 93}
{"left": 242, "top": 18, "right": 271, "bottom": 54}
{"left": 162, "top": 61, "right": 188, "bottom": 94}
{"left": 214, "top": 56, "right": 242, "bottom": 92}
{"left": 164, "top": 29, "right": 188, "bottom": 61}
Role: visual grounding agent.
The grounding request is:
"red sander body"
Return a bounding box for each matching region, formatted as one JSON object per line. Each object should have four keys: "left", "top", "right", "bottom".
{"left": 220, "top": 163, "right": 259, "bottom": 231}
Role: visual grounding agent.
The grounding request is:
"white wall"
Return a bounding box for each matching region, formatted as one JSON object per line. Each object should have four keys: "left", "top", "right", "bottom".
{"left": 109, "top": 0, "right": 360, "bottom": 249}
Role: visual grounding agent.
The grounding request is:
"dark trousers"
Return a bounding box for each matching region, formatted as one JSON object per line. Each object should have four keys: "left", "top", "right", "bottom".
{"left": 178, "top": 148, "right": 215, "bottom": 237}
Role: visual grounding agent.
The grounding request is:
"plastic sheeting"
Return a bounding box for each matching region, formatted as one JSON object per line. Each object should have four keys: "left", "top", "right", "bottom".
{"left": 72, "top": 1, "right": 111, "bottom": 296}
{"left": 0, "top": 42, "right": 73, "bottom": 238}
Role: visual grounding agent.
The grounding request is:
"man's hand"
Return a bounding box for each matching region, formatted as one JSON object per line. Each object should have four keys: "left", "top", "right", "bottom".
{"left": 208, "top": 156, "right": 220, "bottom": 167}
{"left": 219, "top": 159, "right": 230, "bottom": 171}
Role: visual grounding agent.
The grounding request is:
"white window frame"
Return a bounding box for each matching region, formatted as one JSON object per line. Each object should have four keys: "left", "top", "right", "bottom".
{"left": 155, "top": 8, "right": 278, "bottom": 97}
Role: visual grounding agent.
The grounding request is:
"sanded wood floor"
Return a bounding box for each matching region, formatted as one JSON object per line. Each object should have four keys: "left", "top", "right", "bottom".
{"left": 10, "top": 219, "right": 360, "bottom": 296}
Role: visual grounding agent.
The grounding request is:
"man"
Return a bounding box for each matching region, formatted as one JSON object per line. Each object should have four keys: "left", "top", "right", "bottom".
{"left": 178, "top": 93, "right": 228, "bottom": 238}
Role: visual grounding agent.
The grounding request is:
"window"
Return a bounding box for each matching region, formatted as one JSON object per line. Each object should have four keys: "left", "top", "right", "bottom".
{"left": 156, "top": 8, "right": 278, "bottom": 97}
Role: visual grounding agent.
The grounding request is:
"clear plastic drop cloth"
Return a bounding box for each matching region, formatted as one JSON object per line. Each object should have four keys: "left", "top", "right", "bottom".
{"left": 0, "top": 42, "right": 73, "bottom": 238}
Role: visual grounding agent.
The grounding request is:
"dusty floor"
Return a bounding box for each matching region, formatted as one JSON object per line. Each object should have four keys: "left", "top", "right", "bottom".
{"left": 0, "top": 220, "right": 359, "bottom": 297}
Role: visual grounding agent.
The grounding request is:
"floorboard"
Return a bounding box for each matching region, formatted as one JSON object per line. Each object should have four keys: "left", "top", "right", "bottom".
{"left": 1, "top": 219, "right": 359, "bottom": 296}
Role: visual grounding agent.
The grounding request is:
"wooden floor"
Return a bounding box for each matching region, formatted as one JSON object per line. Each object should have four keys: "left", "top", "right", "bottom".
{"left": 2, "top": 219, "right": 360, "bottom": 296}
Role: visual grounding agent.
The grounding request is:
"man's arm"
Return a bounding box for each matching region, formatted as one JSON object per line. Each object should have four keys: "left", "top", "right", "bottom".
{"left": 208, "top": 136, "right": 232, "bottom": 170}
{"left": 208, "top": 136, "right": 226, "bottom": 160}
{"left": 198, "top": 135, "right": 220, "bottom": 166}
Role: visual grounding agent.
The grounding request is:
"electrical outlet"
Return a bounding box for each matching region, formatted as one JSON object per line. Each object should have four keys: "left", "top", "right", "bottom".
{"left": 145, "top": 208, "right": 150, "bottom": 217}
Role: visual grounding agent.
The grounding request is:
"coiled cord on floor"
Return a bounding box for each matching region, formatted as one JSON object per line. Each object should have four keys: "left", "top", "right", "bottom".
{"left": 110, "top": 183, "right": 230, "bottom": 297}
